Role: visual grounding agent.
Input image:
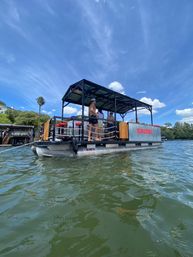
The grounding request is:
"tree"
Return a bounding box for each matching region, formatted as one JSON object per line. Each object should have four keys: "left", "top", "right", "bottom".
{"left": 14, "top": 111, "right": 49, "bottom": 127}
{"left": 0, "top": 101, "right": 6, "bottom": 106}
{"left": 173, "top": 122, "right": 186, "bottom": 139}
{"left": 0, "top": 114, "right": 12, "bottom": 124}
{"left": 36, "top": 97, "right": 45, "bottom": 136}
{"left": 181, "top": 122, "right": 193, "bottom": 139}
{"left": 15, "top": 111, "right": 38, "bottom": 126}
{"left": 36, "top": 97, "right": 45, "bottom": 112}
{"left": 161, "top": 126, "right": 175, "bottom": 139}
{"left": 164, "top": 122, "right": 172, "bottom": 128}
{"left": 5, "top": 109, "right": 20, "bottom": 123}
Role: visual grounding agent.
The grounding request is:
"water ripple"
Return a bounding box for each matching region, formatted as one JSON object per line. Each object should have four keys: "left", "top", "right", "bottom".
{"left": 0, "top": 141, "right": 193, "bottom": 257}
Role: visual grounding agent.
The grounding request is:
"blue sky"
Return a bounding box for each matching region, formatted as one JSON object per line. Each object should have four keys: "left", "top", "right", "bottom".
{"left": 0, "top": 0, "right": 193, "bottom": 124}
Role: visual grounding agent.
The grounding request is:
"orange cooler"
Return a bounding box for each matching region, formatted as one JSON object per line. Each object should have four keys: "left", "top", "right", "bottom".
{"left": 119, "top": 122, "right": 128, "bottom": 139}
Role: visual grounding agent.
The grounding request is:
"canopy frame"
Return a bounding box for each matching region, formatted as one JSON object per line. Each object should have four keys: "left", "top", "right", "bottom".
{"left": 62, "top": 79, "right": 153, "bottom": 141}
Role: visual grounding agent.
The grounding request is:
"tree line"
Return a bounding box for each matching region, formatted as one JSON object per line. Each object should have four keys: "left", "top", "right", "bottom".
{"left": 0, "top": 97, "right": 49, "bottom": 128}
{"left": 161, "top": 122, "right": 193, "bottom": 140}
{"left": 0, "top": 109, "right": 50, "bottom": 127}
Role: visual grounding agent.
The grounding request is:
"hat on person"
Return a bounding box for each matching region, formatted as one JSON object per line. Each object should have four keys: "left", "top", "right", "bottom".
{"left": 90, "top": 98, "right": 96, "bottom": 102}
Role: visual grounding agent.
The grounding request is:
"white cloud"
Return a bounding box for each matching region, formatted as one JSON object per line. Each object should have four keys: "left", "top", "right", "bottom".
{"left": 176, "top": 108, "right": 193, "bottom": 117}
{"left": 138, "top": 108, "right": 157, "bottom": 115}
{"left": 21, "top": 64, "right": 66, "bottom": 106}
{"left": 63, "top": 106, "right": 77, "bottom": 115}
{"left": 42, "top": 110, "right": 52, "bottom": 115}
{"left": 0, "top": 51, "right": 15, "bottom": 64}
{"left": 138, "top": 97, "right": 166, "bottom": 115}
{"left": 94, "top": 0, "right": 107, "bottom": 3}
{"left": 137, "top": 90, "right": 146, "bottom": 94}
{"left": 178, "top": 117, "right": 193, "bottom": 123}
{"left": 137, "top": 0, "right": 150, "bottom": 49}
{"left": 7, "top": 1, "right": 21, "bottom": 22}
{"left": 176, "top": 108, "right": 193, "bottom": 123}
{"left": 1, "top": 1, "right": 30, "bottom": 41}
{"left": 36, "top": 0, "right": 56, "bottom": 16}
{"left": 140, "top": 97, "right": 166, "bottom": 109}
{"left": 0, "top": 56, "right": 80, "bottom": 111}
{"left": 7, "top": 54, "right": 15, "bottom": 63}
{"left": 108, "top": 81, "right": 125, "bottom": 94}
{"left": 77, "top": 106, "right": 89, "bottom": 116}
{"left": 78, "top": 1, "right": 115, "bottom": 71}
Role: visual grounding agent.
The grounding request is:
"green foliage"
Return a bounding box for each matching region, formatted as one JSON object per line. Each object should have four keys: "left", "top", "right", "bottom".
{"left": 1, "top": 100, "right": 49, "bottom": 128}
{"left": 5, "top": 109, "right": 21, "bottom": 123}
{"left": 14, "top": 111, "right": 37, "bottom": 126}
{"left": 36, "top": 97, "right": 45, "bottom": 107}
{"left": 161, "top": 126, "right": 175, "bottom": 140}
{"left": 0, "top": 100, "right": 6, "bottom": 106}
{"left": 161, "top": 122, "right": 193, "bottom": 140}
{"left": 164, "top": 122, "right": 172, "bottom": 127}
{"left": 40, "top": 114, "right": 50, "bottom": 124}
{"left": 14, "top": 111, "right": 49, "bottom": 127}
{"left": 0, "top": 114, "right": 12, "bottom": 124}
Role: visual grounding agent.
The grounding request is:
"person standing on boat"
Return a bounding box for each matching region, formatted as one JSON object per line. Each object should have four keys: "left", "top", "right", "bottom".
{"left": 97, "top": 109, "right": 104, "bottom": 141}
{"left": 88, "top": 98, "right": 98, "bottom": 141}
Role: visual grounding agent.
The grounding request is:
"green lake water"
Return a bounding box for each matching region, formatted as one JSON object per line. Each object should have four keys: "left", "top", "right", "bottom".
{"left": 0, "top": 141, "right": 193, "bottom": 257}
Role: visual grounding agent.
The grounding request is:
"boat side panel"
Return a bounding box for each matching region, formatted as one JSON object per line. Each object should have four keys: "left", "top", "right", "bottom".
{"left": 128, "top": 123, "right": 161, "bottom": 142}
{"left": 34, "top": 142, "right": 162, "bottom": 157}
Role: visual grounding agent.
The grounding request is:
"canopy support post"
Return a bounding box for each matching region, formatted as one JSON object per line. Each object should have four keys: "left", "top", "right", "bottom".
{"left": 150, "top": 107, "right": 153, "bottom": 125}
{"left": 62, "top": 100, "right": 64, "bottom": 121}
{"left": 120, "top": 113, "right": 127, "bottom": 121}
{"left": 135, "top": 104, "right": 138, "bottom": 123}
{"left": 52, "top": 116, "right": 56, "bottom": 141}
{"left": 81, "top": 82, "right": 85, "bottom": 141}
{"left": 114, "top": 96, "right": 117, "bottom": 121}
{"left": 114, "top": 96, "right": 117, "bottom": 139}
{"left": 120, "top": 114, "right": 124, "bottom": 121}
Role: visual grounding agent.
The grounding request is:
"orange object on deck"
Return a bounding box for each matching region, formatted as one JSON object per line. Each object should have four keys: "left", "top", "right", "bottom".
{"left": 43, "top": 119, "right": 50, "bottom": 141}
{"left": 119, "top": 122, "right": 128, "bottom": 139}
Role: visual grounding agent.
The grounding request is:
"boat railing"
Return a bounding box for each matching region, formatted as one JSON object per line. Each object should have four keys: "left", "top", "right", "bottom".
{"left": 49, "top": 116, "right": 118, "bottom": 141}
{"left": 54, "top": 125, "right": 118, "bottom": 140}
{"left": 44, "top": 116, "right": 160, "bottom": 142}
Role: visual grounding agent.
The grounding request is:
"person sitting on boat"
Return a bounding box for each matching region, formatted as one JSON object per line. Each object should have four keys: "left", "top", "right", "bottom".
{"left": 97, "top": 109, "right": 104, "bottom": 141}
{"left": 3, "top": 128, "right": 9, "bottom": 137}
{"left": 107, "top": 112, "right": 115, "bottom": 139}
{"left": 2, "top": 128, "right": 10, "bottom": 144}
{"left": 88, "top": 98, "right": 98, "bottom": 141}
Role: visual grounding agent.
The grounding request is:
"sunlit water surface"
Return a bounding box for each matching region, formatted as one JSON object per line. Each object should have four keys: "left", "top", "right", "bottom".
{"left": 0, "top": 141, "right": 193, "bottom": 257}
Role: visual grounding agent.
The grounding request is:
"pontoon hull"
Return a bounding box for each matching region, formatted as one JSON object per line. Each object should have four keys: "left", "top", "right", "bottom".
{"left": 32, "top": 142, "right": 162, "bottom": 158}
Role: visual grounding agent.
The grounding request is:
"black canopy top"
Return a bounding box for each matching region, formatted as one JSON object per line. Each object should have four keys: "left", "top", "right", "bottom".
{"left": 62, "top": 79, "right": 151, "bottom": 115}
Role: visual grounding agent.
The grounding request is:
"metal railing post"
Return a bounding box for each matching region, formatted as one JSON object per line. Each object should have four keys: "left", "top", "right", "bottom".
{"left": 81, "top": 83, "right": 85, "bottom": 141}
{"left": 52, "top": 116, "right": 56, "bottom": 141}
{"left": 150, "top": 107, "right": 153, "bottom": 125}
